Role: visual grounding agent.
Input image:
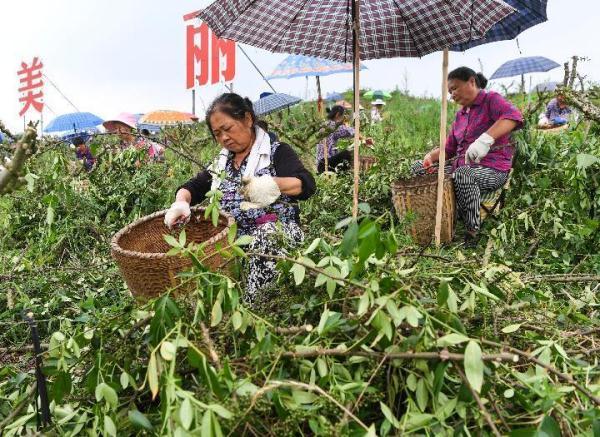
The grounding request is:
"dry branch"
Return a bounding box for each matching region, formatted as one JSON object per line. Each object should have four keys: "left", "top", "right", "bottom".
{"left": 0, "top": 123, "right": 37, "bottom": 194}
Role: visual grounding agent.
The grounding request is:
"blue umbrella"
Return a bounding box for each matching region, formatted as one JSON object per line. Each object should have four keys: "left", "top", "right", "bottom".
{"left": 253, "top": 93, "right": 302, "bottom": 117}
{"left": 451, "top": 0, "right": 548, "bottom": 51}
{"left": 326, "top": 92, "right": 343, "bottom": 101}
{"left": 44, "top": 112, "right": 104, "bottom": 133}
{"left": 490, "top": 56, "right": 560, "bottom": 80}
{"left": 267, "top": 55, "right": 366, "bottom": 80}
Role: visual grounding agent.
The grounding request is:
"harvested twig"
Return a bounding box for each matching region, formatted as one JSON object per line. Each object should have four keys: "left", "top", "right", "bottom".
{"left": 281, "top": 348, "right": 519, "bottom": 363}
{"left": 524, "top": 273, "right": 600, "bottom": 284}
{"left": 200, "top": 321, "right": 221, "bottom": 370}
{"left": 456, "top": 366, "right": 501, "bottom": 437}
{"left": 482, "top": 339, "right": 600, "bottom": 407}
{"left": 273, "top": 324, "right": 313, "bottom": 335}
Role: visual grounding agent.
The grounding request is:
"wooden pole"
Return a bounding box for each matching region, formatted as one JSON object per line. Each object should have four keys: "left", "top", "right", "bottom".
{"left": 351, "top": 0, "right": 361, "bottom": 218}
{"left": 434, "top": 48, "right": 449, "bottom": 246}
{"left": 316, "top": 76, "right": 324, "bottom": 115}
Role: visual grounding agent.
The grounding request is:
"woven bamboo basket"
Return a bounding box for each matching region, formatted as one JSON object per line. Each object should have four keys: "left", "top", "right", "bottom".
{"left": 391, "top": 174, "right": 456, "bottom": 245}
{"left": 359, "top": 155, "right": 378, "bottom": 172}
{"left": 111, "top": 206, "right": 234, "bottom": 300}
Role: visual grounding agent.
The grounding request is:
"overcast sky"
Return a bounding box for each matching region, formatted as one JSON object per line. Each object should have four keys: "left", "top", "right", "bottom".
{"left": 1, "top": 0, "right": 598, "bottom": 133}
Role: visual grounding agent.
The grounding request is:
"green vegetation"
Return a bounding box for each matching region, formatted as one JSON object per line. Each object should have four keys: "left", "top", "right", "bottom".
{"left": 1, "top": 91, "right": 599, "bottom": 436}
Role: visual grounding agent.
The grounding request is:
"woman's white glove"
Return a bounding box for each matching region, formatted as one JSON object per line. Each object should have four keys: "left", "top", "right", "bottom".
{"left": 465, "top": 132, "right": 494, "bottom": 164}
{"left": 164, "top": 200, "right": 191, "bottom": 229}
{"left": 239, "top": 175, "right": 281, "bottom": 211}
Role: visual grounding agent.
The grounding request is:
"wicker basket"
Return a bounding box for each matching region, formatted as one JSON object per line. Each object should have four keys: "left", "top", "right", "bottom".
{"left": 359, "top": 155, "right": 378, "bottom": 172}
{"left": 111, "top": 207, "right": 234, "bottom": 300}
{"left": 391, "top": 174, "right": 456, "bottom": 245}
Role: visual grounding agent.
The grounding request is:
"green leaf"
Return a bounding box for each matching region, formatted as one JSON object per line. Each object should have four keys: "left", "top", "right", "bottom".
{"left": 340, "top": 220, "right": 359, "bottom": 256}
{"left": 163, "top": 234, "right": 180, "bottom": 248}
{"left": 206, "top": 404, "right": 234, "bottom": 419}
{"left": 148, "top": 353, "right": 159, "bottom": 400}
{"left": 46, "top": 205, "right": 55, "bottom": 226}
{"left": 436, "top": 333, "right": 470, "bottom": 347}
{"left": 290, "top": 262, "right": 306, "bottom": 286}
{"left": 178, "top": 229, "right": 187, "bottom": 247}
{"left": 501, "top": 323, "right": 521, "bottom": 334}
{"left": 150, "top": 296, "right": 182, "bottom": 346}
{"left": 576, "top": 153, "right": 600, "bottom": 169}
{"left": 201, "top": 410, "right": 212, "bottom": 436}
{"left": 160, "top": 341, "right": 177, "bottom": 361}
{"left": 24, "top": 173, "right": 39, "bottom": 192}
{"left": 398, "top": 305, "right": 422, "bottom": 328}
{"left": 303, "top": 238, "right": 321, "bottom": 254}
{"left": 437, "top": 281, "right": 449, "bottom": 306}
{"left": 464, "top": 341, "right": 484, "bottom": 393}
{"left": 104, "top": 415, "right": 117, "bottom": 437}
{"left": 180, "top": 397, "right": 193, "bottom": 430}
{"left": 503, "top": 388, "right": 514, "bottom": 398}
{"left": 120, "top": 372, "right": 129, "bottom": 390}
{"left": 357, "top": 292, "right": 370, "bottom": 317}
{"left": 538, "top": 415, "right": 561, "bottom": 437}
{"left": 231, "top": 311, "right": 242, "bottom": 330}
{"left": 51, "top": 371, "right": 72, "bottom": 403}
{"left": 416, "top": 378, "right": 429, "bottom": 412}
{"left": 316, "top": 358, "right": 328, "bottom": 377}
{"left": 128, "top": 409, "right": 153, "bottom": 430}
{"left": 95, "top": 383, "right": 118, "bottom": 410}
{"left": 380, "top": 402, "right": 400, "bottom": 429}
{"left": 234, "top": 235, "right": 254, "bottom": 246}
{"left": 292, "top": 390, "right": 317, "bottom": 404}
{"left": 211, "top": 299, "right": 223, "bottom": 327}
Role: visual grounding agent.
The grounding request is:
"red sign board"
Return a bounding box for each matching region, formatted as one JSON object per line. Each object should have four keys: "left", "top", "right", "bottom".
{"left": 18, "top": 57, "right": 44, "bottom": 117}
{"left": 184, "top": 13, "right": 236, "bottom": 89}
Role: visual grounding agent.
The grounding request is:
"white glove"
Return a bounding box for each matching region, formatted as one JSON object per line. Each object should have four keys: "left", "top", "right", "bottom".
{"left": 239, "top": 175, "right": 281, "bottom": 211}
{"left": 465, "top": 132, "right": 494, "bottom": 164}
{"left": 538, "top": 114, "right": 550, "bottom": 127}
{"left": 164, "top": 200, "right": 191, "bottom": 229}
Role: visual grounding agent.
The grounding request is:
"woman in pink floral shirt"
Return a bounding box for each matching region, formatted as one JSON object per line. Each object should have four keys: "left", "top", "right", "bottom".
{"left": 414, "top": 67, "right": 523, "bottom": 246}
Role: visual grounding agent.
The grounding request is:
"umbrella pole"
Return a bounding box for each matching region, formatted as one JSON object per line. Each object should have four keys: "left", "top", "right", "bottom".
{"left": 316, "top": 76, "right": 324, "bottom": 116}
{"left": 434, "top": 48, "right": 449, "bottom": 246}
{"left": 351, "top": 0, "right": 361, "bottom": 218}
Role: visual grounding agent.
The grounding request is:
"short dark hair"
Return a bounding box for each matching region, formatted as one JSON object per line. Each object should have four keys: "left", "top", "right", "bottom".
{"left": 141, "top": 128, "right": 150, "bottom": 136}
{"left": 326, "top": 105, "right": 345, "bottom": 121}
{"left": 205, "top": 93, "right": 256, "bottom": 138}
{"left": 72, "top": 136, "right": 85, "bottom": 146}
{"left": 448, "top": 67, "right": 488, "bottom": 89}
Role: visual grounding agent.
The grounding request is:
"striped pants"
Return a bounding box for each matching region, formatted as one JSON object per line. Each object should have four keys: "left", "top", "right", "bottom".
{"left": 411, "top": 161, "right": 508, "bottom": 232}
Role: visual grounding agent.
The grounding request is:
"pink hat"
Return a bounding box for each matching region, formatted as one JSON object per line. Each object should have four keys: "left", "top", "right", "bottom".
{"left": 103, "top": 113, "right": 138, "bottom": 131}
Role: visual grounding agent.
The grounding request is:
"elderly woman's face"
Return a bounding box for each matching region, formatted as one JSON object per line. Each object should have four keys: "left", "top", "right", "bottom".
{"left": 448, "top": 77, "right": 479, "bottom": 107}
{"left": 210, "top": 111, "right": 254, "bottom": 154}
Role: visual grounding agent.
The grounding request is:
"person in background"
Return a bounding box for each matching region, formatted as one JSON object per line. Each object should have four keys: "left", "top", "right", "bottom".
{"left": 72, "top": 136, "right": 96, "bottom": 171}
{"left": 138, "top": 128, "right": 165, "bottom": 162}
{"left": 539, "top": 92, "right": 572, "bottom": 127}
{"left": 370, "top": 99, "right": 386, "bottom": 124}
{"left": 316, "top": 105, "right": 355, "bottom": 174}
{"left": 164, "top": 93, "right": 316, "bottom": 306}
{"left": 414, "top": 66, "right": 523, "bottom": 247}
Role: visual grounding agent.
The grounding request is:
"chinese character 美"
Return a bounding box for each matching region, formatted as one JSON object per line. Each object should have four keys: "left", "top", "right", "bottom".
{"left": 18, "top": 57, "right": 44, "bottom": 117}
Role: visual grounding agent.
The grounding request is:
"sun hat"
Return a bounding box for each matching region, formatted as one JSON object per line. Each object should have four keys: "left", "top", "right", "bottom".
{"left": 102, "top": 113, "right": 138, "bottom": 131}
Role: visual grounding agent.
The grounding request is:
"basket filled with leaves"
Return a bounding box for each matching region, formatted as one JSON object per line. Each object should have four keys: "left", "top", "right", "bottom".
{"left": 391, "top": 173, "right": 456, "bottom": 245}
{"left": 111, "top": 206, "right": 234, "bottom": 300}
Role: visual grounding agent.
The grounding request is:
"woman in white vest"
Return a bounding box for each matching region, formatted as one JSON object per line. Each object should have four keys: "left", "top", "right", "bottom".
{"left": 164, "top": 93, "right": 316, "bottom": 306}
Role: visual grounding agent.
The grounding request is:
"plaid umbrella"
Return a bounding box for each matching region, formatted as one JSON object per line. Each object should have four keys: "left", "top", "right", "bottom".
{"left": 451, "top": 0, "right": 548, "bottom": 51}
{"left": 490, "top": 56, "right": 560, "bottom": 79}
{"left": 267, "top": 55, "right": 366, "bottom": 79}
{"left": 253, "top": 93, "right": 302, "bottom": 116}
{"left": 197, "top": 0, "right": 515, "bottom": 218}
{"left": 44, "top": 112, "right": 104, "bottom": 133}
{"left": 197, "top": 1, "right": 515, "bottom": 62}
